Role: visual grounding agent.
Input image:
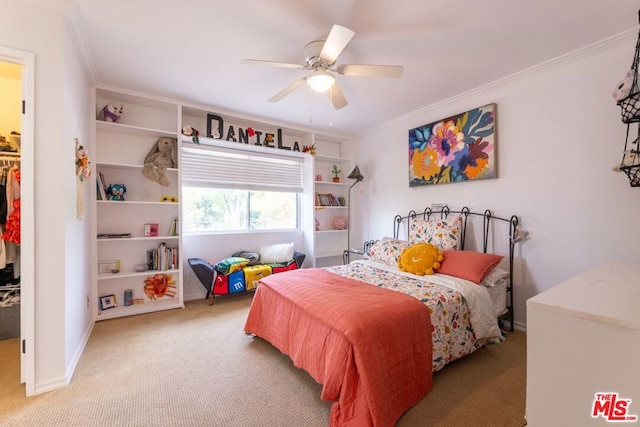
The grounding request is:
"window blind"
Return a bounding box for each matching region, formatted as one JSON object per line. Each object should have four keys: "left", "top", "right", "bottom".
{"left": 181, "top": 145, "right": 303, "bottom": 192}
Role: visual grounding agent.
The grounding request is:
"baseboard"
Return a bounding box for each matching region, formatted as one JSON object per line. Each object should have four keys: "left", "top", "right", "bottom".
{"left": 513, "top": 320, "right": 527, "bottom": 332}
{"left": 67, "top": 319, "right": 94, "bottom": 376}
{"left": 33, "top": 375, "right": 69, "bottom": 395}
{"left": 45, "top": 318, "right": 94, "bottom": 395}
{"left": 184, "top": 290, "right": 207, "bottom": 302}
{"left": 502, "top": 319, "right": 527, "bottom": 333}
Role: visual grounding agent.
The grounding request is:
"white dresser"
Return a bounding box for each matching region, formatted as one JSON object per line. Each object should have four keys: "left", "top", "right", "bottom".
{"left": 526, "top": 262, "right": 640, "bottom": 426}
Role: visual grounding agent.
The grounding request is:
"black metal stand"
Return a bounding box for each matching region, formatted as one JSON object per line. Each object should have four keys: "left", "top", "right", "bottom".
{"left": 617, "top": 10, "right": 640, "bottom": 186}
{"left": 343, "top": 240, "right": 375, "bottom": 264}
{"left": 343, "top": 248, "right": 364, "bottom": 264}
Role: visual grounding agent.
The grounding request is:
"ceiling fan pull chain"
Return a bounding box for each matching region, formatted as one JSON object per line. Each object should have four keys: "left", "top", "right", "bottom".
{"left": 309, "top": 87, "right": 313, "bottom": 124}
{"left": 329, "top": 88, "right": 334, "bottom": 128}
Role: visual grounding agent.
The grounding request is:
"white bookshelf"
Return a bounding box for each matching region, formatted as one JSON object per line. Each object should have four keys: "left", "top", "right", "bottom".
{"left": 92, "top": 87, "right": 183, "bottom": 320}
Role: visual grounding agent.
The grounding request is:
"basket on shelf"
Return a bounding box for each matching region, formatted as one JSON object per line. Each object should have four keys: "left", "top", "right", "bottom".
{"left": 617, "top": 11, "right": 640, "bottom": 186}
{"left": 620, "top": 133, "right": 640, "bottom": 187}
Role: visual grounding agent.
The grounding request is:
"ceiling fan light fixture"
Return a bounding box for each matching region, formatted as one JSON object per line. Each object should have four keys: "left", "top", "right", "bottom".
{"left": 307, "top": 70, "right": 335, "bottom": 93}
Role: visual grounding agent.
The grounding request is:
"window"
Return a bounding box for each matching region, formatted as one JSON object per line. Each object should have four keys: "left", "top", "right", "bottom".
{"left": 181, "top": 145, "right": 302, "bottom": 233}
{"left": 182, "top": 188, "right": 297, "bottom": 232}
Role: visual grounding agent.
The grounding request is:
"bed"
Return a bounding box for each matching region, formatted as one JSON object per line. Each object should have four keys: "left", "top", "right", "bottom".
{"left": 244, "top": 206, "right": 520, "bottom": 426}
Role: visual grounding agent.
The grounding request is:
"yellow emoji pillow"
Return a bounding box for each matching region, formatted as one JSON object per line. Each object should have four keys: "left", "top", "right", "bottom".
{"left": 398, "top": 243, "right": 443, "bottom": 276}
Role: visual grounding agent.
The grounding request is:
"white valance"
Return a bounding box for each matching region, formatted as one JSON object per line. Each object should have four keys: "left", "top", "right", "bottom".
{"left": 181, "top": 145, "right": 303, "bottom": 192}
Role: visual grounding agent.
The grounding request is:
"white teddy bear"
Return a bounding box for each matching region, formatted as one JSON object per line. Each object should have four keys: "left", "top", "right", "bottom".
{"left": 98, "top": 102, "right": 126, "bottom": 122}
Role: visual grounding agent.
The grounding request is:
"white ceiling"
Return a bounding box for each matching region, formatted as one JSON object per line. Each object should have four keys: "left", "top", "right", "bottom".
{"left": 72, "top": 0, "right": 640, "bottom": 137}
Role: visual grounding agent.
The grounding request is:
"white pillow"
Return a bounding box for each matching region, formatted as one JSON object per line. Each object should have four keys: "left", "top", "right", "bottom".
{"left": 260, "top": 242, "right": 294, "bottom": 264}
{"left": 480, "top": 266, "right": 510, "bottom": 288}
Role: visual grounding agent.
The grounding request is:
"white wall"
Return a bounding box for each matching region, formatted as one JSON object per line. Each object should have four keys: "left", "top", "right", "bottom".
{"left": 62, "top": 13, "right": 93, "bottom": 377}
{"left": 350, "top": 32, "right": 640, "bottom": 328}
{"left": 0, "top": 0, "right": 88, "bottom": 394}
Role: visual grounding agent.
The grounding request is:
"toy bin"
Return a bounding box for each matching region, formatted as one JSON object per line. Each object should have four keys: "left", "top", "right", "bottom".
{"left": 243, "top": 264, "right": 272, "bottom": 291}
{"left": 213, "top": 274, "right": 230, "bottom": 295}
{"left": 227, "top": 270, "right": 246, "bottom": 294}
{"left": 272, "top": 261, "right": 297, "bottom": 274}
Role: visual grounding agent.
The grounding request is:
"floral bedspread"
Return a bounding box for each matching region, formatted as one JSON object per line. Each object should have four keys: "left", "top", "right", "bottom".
{"left": 326, "top": 261, "right": 501, "bottom": 372}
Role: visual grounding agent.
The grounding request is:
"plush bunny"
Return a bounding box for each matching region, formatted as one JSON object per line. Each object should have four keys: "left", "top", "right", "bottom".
{"left": 141, "top": 137, "right": 177, "bottom": 186}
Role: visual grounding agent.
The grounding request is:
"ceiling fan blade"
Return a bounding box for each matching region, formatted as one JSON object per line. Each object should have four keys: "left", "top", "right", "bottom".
{"left": 242, "top": 59, "right": 305, "bottom": 70}
{"left": 328, "top": 82, "right": 348, "bottom": 110}
{"left": 337, "top": 64, "right": 404, "bottom": 78}
{"left": 319, "top": 25, "right": 355, "bottom": 65}
{"left": 268, "top": 77, "right": 307, "bottom": 102}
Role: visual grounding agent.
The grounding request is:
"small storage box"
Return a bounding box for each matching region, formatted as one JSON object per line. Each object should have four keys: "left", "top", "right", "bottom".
{"left": 227, "top": 270, "right": 246, "bottom": 293}
{"left": 272, "top": 261, "right": 297, "bottom": 274}
{"left": 244, "top": 264, "right": 272, "bottom": 290}
{"left": 213, "top": 274, "right": 230, "bottom": 295}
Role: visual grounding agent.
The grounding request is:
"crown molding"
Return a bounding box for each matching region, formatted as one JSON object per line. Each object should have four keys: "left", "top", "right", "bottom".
{"left": 360, "top": 27, "right": 639, "bottom": 137}
{"left": 17, "top": 0, "right": 98, "bottom": 84}
{"left": 64, "top": 3, "right": 98, "bottom": 85}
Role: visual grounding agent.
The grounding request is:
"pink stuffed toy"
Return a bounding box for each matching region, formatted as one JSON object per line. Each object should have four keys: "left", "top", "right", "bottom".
{"left": 612, "top": 70, "right": 635, "bottom": 101}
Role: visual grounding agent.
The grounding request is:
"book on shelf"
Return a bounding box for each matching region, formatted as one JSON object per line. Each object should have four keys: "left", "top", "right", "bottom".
{"left": 96, "top": 176, "right": 106, "bottom": 200}
{"left": 315, "top": 192, "right": 340, "bottom": 207}
{"left": 97, "top": 233, "right": 132, "bottom": 239}
{"left": 97, "top": 171, "right": 108, "bottom": 200}
{"left": 168, "top": 217, "right": 179, "bottom": 236}
{"left": 146, "top": 242, "right": 179, "bottom": 271}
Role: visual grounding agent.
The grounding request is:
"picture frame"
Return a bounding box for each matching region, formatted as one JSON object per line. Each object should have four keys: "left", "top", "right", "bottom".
{"left": 337, "top": 196, "right": 346, "bottom": 207}
{"left": 98, "top": 259, "right": 121, "bottom": 274}
{"left": 144, "top": 223, "right": 159, "bottom": 237}
{"left": 99, "top": 294, "right": 117, "bottom": 310}
{"left": 408, "top": 103, "right": 497, "bottom": 187}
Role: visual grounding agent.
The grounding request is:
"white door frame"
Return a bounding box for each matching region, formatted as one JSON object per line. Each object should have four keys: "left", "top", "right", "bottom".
{"left": 0, "top": 46, "right": 35, "bottom": 396}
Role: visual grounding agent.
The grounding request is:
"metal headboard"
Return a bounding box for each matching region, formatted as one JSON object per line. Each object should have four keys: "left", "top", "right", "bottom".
{"left": 392, "top": 206, "right": 519, "bottom": 332}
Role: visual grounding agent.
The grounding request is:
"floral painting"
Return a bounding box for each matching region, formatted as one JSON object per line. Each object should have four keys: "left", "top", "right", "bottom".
{"left": 408, "top": 103, "right": 496, "bottom": 187}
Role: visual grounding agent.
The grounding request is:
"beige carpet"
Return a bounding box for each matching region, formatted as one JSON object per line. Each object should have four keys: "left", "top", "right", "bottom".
{"left": 0, "top": 294, "right": 526, "bottom": 426}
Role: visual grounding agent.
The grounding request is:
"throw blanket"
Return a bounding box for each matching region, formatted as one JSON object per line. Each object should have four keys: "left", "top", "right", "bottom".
{"left": 244, "top": 268, "right": 433, "bottom": 426}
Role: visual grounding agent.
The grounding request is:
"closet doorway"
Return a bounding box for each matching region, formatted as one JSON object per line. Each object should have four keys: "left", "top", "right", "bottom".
{"left": 0, "top": 46, "right": 34, "bottom": 396}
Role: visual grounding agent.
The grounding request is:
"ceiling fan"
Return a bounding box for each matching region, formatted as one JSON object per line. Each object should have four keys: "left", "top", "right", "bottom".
{"left": 242, "top": 24, "right": 404, "bottom": 109}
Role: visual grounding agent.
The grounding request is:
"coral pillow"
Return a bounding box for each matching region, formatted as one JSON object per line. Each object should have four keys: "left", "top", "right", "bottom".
{"left": 437, "top": 250, "right": 503, "bottom": 284}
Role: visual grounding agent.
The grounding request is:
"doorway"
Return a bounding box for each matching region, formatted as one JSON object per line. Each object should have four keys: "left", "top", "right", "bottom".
{"left": 0, "top": 46, "right": 34, "bottom": 396}
{"left": 0, "top": 62, "right": 22, "bottom": 340}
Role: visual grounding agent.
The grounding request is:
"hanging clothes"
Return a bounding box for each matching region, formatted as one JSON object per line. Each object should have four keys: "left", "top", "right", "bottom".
{"left": 0, "top": 164, "right": 8, "bottom": 225}
{"left": 3, "top": 165, "right": 20, "bottom": 244}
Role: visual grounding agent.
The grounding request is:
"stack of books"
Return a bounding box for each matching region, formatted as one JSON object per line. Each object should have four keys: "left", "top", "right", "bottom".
{"left": 146, "top": 242, "right": 179, "bottom": 271}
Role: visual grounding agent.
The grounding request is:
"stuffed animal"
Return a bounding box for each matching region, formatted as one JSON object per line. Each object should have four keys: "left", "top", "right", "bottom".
{"left": 612, "top": 70, "right": 635, "bottom": 102}
{"left": 75, "top": 143, "right": 91, "bottom": 181}
{"left": 107, "top": 184, "right": 126, "bottom": 201}
{"left": 398, "top": 243, "right": 443, "bottom": 276}
{"left": 97, "top": 102, "right": 126, "bottom": 122}
{"left": 141, "top": 137, "right": 177, "bottom": 187}
{"left": 182, "top": 125, "right": 200, "bottom": 144}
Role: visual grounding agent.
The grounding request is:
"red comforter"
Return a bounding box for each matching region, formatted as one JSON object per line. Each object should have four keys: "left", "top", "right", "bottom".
{"left": 244, "top": 268, "right": 433, "bottom": 426}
